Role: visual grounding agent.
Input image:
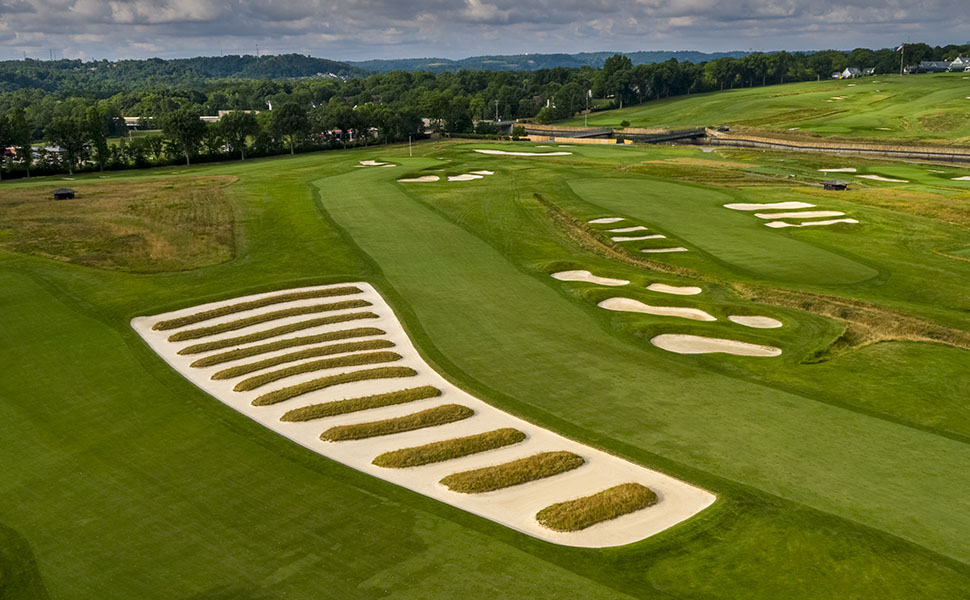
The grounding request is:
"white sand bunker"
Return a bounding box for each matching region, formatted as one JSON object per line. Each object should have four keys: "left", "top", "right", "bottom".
{"left": 818, "top": 168, "right": 856, "bottom": 173}
{"left": 359, "top": 160, "right": 392, "bottom": 167}
{"left": 641, "top": 247, "right": 689, "bottom": 253}
{"left": 449, "top": 174, "right": 484, "bottom": 181}
{"left": 754, "top": 210, "right": 845, "bottom": 220}
{"left": 651, "top": 334, "right": 781, "bottom": 357}
{"left": 724, "top": 202, "right": 815, "bottom": 211}
{"left": 608, "top": 225, "right": 649, "bottom": 233}
{"left": 764, "top": 218, "right": 859, "bottom": 229}
{"left": 589, "top": 217, "right": 625, "bottom": 224}
{"left": 857, "top": 175, "right": 908, "bottom": 183}
{"left": 469, "top": 170, "right": 494, "bottom": 175}
{"left": 132, "top": 283, "right": 714, "bottom": 547}
{"left": 952, "top": 176, "right": 970, "bottom": 181}
{"left": 647, "top": 283, "right": 702, "bottom": 296}
{"left": 398, "top": 175, "right": 441, "bottom": 183}
{"left": 728, "top": 315, "right": 783, "bottom": 329}
{"left": 551, "top": 270, "right": 630, "bottom": 287}
{"left": 474, "top": 149, "right": 572, "bottom": 156}
{"left": 598, "top": 297, "right": 716, "bottom": 322}
{"left": 611, "top": 234, "right": 665, "bottom": 242}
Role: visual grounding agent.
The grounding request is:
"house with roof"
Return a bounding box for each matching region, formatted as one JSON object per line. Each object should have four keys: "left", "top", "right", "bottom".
{"left": 949, "top": 57, "right": 970, "bottom": 71}
{"left": 841, "top": 67, "right": 862, "bottom": 79}
{"left": 918, "top": 61, "right": 952, "bottom": 73}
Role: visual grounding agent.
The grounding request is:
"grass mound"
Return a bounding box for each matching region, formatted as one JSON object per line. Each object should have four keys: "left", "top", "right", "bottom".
{"left": 153, "top": 286, "right": 362, "bottom": 330}
{"left": 440, "top": 451, "right": 586, "bottom": 494}
{"left": 188, "top": 327, "right": 386, "bottom": 367}
{"left": 251, "top": 366, "right": 418, "bottom": 406}
{"left": 373, "top": 428, "right": 526, "bottom": 468}
{"left": 210, "top": 339, "right": 394, "bottom": 379}
{"left": 167, "top": 300, "right": 371, "bottom": 342}
{"left": 233, "top": 351, "right": 401, "bottom": 391}
{"left": 535, "top": 483, "right": 659, "bottom": 532}
{"left": 176, "top": 313, "right": 380, "bottom": 355}
{"left": 320, "top": 404, "right": 474, "bottom": 442}
{"left": 280, "top": 386, "right": 441, "bottom": 421}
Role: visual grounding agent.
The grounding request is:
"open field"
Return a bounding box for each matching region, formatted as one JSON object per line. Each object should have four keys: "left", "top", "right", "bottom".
{"left": 566, "top": 73, "right": 970, "bottom": 144}
{"left": 2, "top": 138, "right": 970, "bottom": 597}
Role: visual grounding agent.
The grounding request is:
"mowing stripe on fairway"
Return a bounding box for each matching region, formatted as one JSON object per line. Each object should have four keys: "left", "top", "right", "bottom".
{"left": 177, "top": 312, "right": 381, "bottom": 355}
{"left": 210, "top": 339, "right": 396, "bottom": 380}
{"left": 251, "top": 366, "right": 419, "bottom": 406}
{"left": 153, "top": 286, "right": 363, "bottom": 330}
{"left": 188, "top": 326, "right": 387, "bottom": 367}
{"left": 167, "top": 300, "right": 372, "bottom": 342}
{"left": 233, "top": 351, "right": 402, "bottom": 391}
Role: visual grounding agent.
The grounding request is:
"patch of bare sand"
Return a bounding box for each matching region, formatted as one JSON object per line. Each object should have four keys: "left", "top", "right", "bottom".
{"left": 551, "top": 270, "right": 630, "bottom": 286}
{"left": 651, "top": 334, "right": 781, "bottom": 356}
{"left": 598, "top": 297, "right": 716, "bottom": 321}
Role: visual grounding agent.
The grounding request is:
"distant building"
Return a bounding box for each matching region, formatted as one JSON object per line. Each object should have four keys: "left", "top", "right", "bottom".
{"left": 831, "top": 71, "right": 842, "bottom": 79}
{"left": 863, "top": 67, "right": 876, "bottom": 76}
{"left": 949, "top": 57, "right": 970, "bottom": 70}
{"left": 841, "top": 67, "right": 862, "bottom": 79}
{"left": 917, "top": 61, "right": 952, "bottom": 73}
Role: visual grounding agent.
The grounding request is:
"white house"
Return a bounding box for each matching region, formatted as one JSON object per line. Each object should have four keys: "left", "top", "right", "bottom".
{"left": 950, "top": 57, "right": 970, "bottom": 71}
{"left": 841, "top": 67, "right": 862, "bottom": 79}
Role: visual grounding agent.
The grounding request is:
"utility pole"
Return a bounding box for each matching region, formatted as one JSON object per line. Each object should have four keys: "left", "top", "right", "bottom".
{"left": 899, "top": 44, "right": 904, "bottom": 76}
{"left": 494, "top": 99, "right": 499, "bottom": 122}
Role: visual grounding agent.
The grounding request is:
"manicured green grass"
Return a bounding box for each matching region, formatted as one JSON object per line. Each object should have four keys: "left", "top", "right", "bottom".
{"left": 176, "top": 312, "right": 380, "bottom": 354}
{"left": 251, "top": 366, "right": 419, "bottom": 406}
{"left": 233, "top": 350, "right": 402, "bottom": 391}
{"left": 372, "top": 428, "right": 526, "bottom": 468}
{"left": 280, "top": 385, "right": 442, "bottom": 422}
{"left": 440, "top": 451, "right": 586, "bottom": 493}
{"left": 209, "top": 339, "right": 394, "bottom": 379}
{"left": 535, "top": 483, "right": 658, "bottom": 532}
{"left": 153, "top": 286, "right": 362, "bottom": 330}
{"left": 167, "top": 300, "right": 372, "bottom": 342}
{"left": 320, "top": 404, "right": 475, "bottom": 442}
{"left": 188, "top": 326, "right": 386, "bottom": 367}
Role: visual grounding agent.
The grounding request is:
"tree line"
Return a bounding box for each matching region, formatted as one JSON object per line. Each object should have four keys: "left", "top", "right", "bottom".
{"left": 1, "top": 43, "right": 966, "bottom": 178}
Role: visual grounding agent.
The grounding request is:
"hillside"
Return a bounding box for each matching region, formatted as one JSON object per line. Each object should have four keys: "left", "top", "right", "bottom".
{"left": 564, "top": 72, "right": 970, "bottom": 144}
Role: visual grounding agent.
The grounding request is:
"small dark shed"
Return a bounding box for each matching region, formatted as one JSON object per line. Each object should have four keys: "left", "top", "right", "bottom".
{"left": 51, "top": 188, "right": 76, "bottom": 200}
{"left": 822, "top": 180, "right": 849, "bottom": 191}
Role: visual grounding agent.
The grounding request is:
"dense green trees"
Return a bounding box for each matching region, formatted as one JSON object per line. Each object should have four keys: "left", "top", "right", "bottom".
{"left": 219, "top": 111, "right": 260, "bottom": 160}
{"left": 162, "top": 107, "right": 207, "bottom": 165}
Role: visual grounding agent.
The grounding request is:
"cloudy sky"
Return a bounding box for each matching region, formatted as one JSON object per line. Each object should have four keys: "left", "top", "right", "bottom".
{"left": 1, "top": 0, "right": 968, "bottom": 62}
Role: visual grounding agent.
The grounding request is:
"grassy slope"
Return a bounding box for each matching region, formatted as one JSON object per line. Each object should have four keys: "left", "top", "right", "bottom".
{"left": 1, "top": 141, "right": 970, "bottom": 598}
{"left": 566, "top": 73, "right": 970, "bottom": 143}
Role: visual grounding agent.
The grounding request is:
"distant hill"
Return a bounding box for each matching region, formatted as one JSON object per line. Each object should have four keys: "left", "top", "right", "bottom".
{"left": 348, "top": 50, "right": 751, "bottom": 73}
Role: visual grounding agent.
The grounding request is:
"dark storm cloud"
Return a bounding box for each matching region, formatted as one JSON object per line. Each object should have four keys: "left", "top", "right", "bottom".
{"left": 1, "top": 0, "right": 968, "bottom": 60}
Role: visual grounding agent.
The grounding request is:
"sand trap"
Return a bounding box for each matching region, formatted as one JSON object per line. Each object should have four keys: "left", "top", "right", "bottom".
{"left": 608, "top": 226, "right": 649, "bottom": 233}
{"left": 876, "top": 127, "right": 892, "bottom": 130}
{"left": 589, "top": 217, "right": 625, "bottom": 224}
{"left": 611, "top": 234, "right": 665, "bottom": 242}
{"left": 398, "top": 175, "right": 440, "bottom": 183}
{"left": 952, "top": 176, "right": 970, "bottom": 181}
{"left": 359, "top": 160, "right": 390, "bottom": 166}
{"left": 647, "top": 283, "right": 702, "bottom": 296}
{"left": 469, "top": 170, "right": 495, "bottom": 175}
{"left": 754, "top": 210, "right": 845, "bottom": 220}
{"left": 474, "top": 149, "right": 572, "bottom": 156}
{"left": 764, "top": 218, "right": 859, "bottom": 228}
{"left": 728, "top": 315, "right": 783, "bottom": 329}
{"left": 724, "top": 202, "right": 815, "bottom": 211}
{"left": 641, "top": 247, "right": 688, "bottom": 253}
{"left": 551, "top": 270, "right": 629, "bottom": 287}
{"left": 133, "top": 283, "right": 714, "bottom": 547}
{"left": 449, "top": 174, "right": 484, "bottom": 181}
{"left": 651, "top": 334, "right": 781, "bottom": 357}
{"left": 818, "top": 168, "right": 856, "bottom": 173}
{"left": 857, "top": 175, "right": 908, "bottom": 183}
{"left": 598, "top": 298, "right": 716, "bottom": 322}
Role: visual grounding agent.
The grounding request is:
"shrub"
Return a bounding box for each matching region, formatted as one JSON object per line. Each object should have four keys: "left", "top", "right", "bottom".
{"left": 210, "top": 339, "right": 395, "bottom": 380}
{"left": 440, "top": 451, "right": 585, "bottom": 494}
{"left": 233, "top": 351, "right": 401, "bottom": 391}
{"left": 188, "top": 327, "right": 386, "bottom": 367}
{"left": 167, "top": 299, "right": 371, "bottom": 342}
{"left": 153, "top": 286, "right": 363, "bottom": 330}
{"left": 280, "top": 386, "right": 441, "bottom": 421}
{"left": 373, "top": 428, "right": 526, "bottom": 468}
{"left": 535, "top": 483, "right": 658, "bottom": 532}
{"left": 320, "top": 404, "right": 474, "bottom": 442}
{"left": 620, "top": 120, "right": 630, "bottom": 128}
{"left": 177, "top": 313, "right": 380, "bottom": 355}
{"left": 251, "top": 366, "right": 418, "bottom": 406}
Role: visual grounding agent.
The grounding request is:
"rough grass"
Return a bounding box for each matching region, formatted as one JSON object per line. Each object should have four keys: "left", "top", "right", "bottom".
{"left": 188, "top": 326, "right": 386, "bottom": 367}
{"left": 373, "top": 428, "right": 526, "bottom": 468}
{"left": 440, "top": 451, "right": 586, "bottom": 494}
{"left": 280, "top": 385, "right": 442, "bottom": 421}
{"left": 176, "top": 313, "right": 380, "bottom": 355}
{"left": 320, "top": 404, "right": 474, "bottom": 442}
{"left": 210, "top": 339, "right": 395, "bottom": 379}
{"left": 167, "top": 300, "right": 371, "bottom": 342}
{"left": 233, "top": 351, "right": 402, "bottom": 391}
{"left": 153, "top": 286, "right": 362, "bottom": 330}
{"left": 535, "top": 483, "right": 659, "bottom": 532}
{"left": 251, "top": 366, "right": 418, "bottom": 406}
{"left": 0, "top": 175, "right": 237, "bottom": 272}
